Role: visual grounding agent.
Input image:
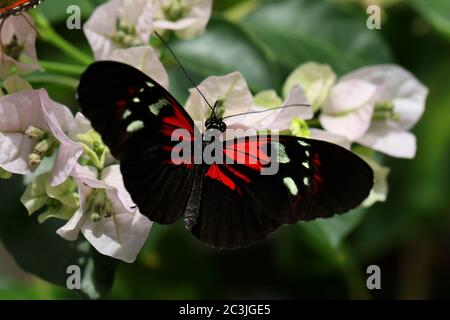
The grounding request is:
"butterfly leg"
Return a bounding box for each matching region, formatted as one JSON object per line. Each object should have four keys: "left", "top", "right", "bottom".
{"left": 184, "top": 165, "right": 206, "bottom": 231}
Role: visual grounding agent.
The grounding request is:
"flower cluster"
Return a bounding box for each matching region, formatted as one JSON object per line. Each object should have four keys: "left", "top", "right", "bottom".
{"left": 0, "top": 0, "right": 427, "bottom": 263}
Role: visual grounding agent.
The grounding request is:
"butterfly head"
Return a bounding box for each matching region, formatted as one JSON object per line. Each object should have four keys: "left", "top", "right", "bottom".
{"left": 205, "top": 100, "right": 227, "bottom": 132}
{"left": 205, "top": 117, "right": 227, "bottom": 133}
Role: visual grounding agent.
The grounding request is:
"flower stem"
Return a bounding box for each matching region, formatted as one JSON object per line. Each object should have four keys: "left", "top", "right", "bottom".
{"left": 24, "top": 74, "right": 79, "bottom": 90}
{"left": 306, "top": 118, "right": 321, "bottom": 127}
{"left": 33, "top": 11, "right": 93, "bottom": 66}
{"left": 40, "top": 61, "right": 85, "bottom": 76}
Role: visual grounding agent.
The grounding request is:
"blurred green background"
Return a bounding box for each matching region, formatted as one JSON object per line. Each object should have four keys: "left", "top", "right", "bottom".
{"left": 0, "top": 0, "right": 449, "bottom": 299}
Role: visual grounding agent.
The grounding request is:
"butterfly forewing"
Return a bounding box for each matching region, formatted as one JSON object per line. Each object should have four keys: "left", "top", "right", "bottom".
{"left": 78, "top": 61, "right": 198, "bottom": 224}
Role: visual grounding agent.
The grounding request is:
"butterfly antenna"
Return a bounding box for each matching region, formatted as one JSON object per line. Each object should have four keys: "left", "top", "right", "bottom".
{"left": 221, "top": 103, "right": 311, "bottom": 120}
{"left": 154, "top": 31, "right": 215, "bottom": 113}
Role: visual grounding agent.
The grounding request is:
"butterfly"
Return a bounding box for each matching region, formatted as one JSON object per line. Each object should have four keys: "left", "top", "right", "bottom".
{"left": 0, "top": 0, "right": 43, "bottom": 20}
{"left": 77, "top": 61, "right": 374, "bottom": 249}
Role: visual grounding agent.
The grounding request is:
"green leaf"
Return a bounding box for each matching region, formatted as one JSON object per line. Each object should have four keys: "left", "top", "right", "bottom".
{"left": 0, "top": 177, "right": 118, "bottom": 299}
{"left": 242, "top": 0, "right": 393, "bottom": 74}
{"left": 299, "top": 208, "right": 366, "bottom": 259}
{"left": 171, "top": 18, "right": 281, "bottom": 92}
{"left": 410, "top": 0, "right": 450, "bottom": 40}
{"left": 214, "top": 0, "right": 259, "bottom": 12}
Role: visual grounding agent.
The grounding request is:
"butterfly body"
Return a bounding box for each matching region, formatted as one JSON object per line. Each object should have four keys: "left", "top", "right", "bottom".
{"left": 78, "top": 61, "right": 374, "bottom": 249}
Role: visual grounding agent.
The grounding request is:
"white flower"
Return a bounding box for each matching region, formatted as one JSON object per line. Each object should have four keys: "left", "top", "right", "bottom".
{"left": 57, "top": 164, "right": 152, "bottom": 263}
{"left": 319, "top": 78, "right": 379, "bottom": 141}
{"left": 153, "top": 0, "right": 212, "bottom": 39}
{"left": 283, "top": 62, "right": 336, "bottom": 112}
{"left": 20, "top": 172, "right": 79, "bottom": 223}
{"left": 321, "top": 65, "right": 428, "bottom": 158}
{"left": 66, "top": 112, "right": 115, "bottom": 173}
{"left": 359, "top": 156, "right": 390, "bottom": 207}
{"left": 0, "top": 89, "right": 82, "bottom": 184}
{"left": 0, "top": 14, "right": 41, "bottom": 79}
{"left": 84, "top": 0, "right": 154, "bottom": 60}
{"left": 107, "top": 45, "right": 169, "bottom": 89}
{"left": 341, "top": 65, "right": 428, "bottom": 158}
{"left": 185, "top": 71, "right": 350, "bottom": 148}
{"left": 233, "top": 85, "right": 312, "bottom": 131}
{"left": 185, "top": 71, "right": 253, "bottom": 132}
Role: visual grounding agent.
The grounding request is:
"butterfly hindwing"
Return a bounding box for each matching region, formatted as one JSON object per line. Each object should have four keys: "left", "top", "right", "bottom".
{"left": 78, "top": 61, "right": 198, "bottom": 224}
{"left": 191, "top": 135, "right": 373, "bottom": 248}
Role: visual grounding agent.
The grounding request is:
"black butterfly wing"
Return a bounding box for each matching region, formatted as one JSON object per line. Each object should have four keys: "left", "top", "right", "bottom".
{"left": 191, "top": 135, "right": 373, "bottom": 249}
{"left": 77, "top": 61, "right": 199, "bottom": 224}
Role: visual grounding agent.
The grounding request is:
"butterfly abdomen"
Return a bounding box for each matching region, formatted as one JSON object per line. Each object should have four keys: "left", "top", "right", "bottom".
{"left": 184, "top": 165, "right": 206, "bottom": 231}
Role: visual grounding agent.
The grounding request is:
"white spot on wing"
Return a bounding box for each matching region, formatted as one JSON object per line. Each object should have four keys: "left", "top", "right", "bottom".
{"left": 126, "top": 120, "right": 144, "bottom": 133}
{"left": 298, "top": 140, "right": 310, "bottom": 147}
{"left": 303, "top": 177, "right": 310, "bottom": 187}
{"left": 277, "top": 143, "right": 290, "bottom": 164}
{"left": 283, "top": 177, "right": 298, "bottom": 196}
{"left": 122, "top": 109, "right": 132, "bottom": 119}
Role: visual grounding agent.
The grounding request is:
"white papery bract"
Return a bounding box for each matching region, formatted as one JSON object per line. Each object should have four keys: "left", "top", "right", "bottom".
{"left": 185, "top": 71, "right": 253, "bottom": 132}
{"left": 84, "top": 0, "right": 154, "bottom": 59}
{"left": 184, "top": 72, "right": 350, "bottom": 148}
{"left": 320, "top": 78, "right": 379, "bottom": 141}
{"left": 283, "top": 62, "right": 336, "bottom": 112}
{"left": 57, "top": 165, "right": 152, "bottom": 263}
{"left": 153, "top": 0, "right": 213, "bottom": 39}
{"left": 106, "top": 45, "right": 169, "bottom": 89}
{"left": 0, "top": 14, "right": 42, "bottom": 79}
{"left": 0, "top": 89, "right": 82, "bottom": 185}
{"left": 342, "top": 64, "right": 428, "bottom": 159}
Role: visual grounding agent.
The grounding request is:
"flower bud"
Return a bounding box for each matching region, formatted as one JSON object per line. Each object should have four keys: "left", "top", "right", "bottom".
{"left": 34, "top": 139, "right": 53, "bottom": 155}
{"left": 290, "top": 118, "right": 311, "bottom": 138}
{"left": 283, "top": 62, "right": 336, "bottom": 112}
{"left": 86, "top": 189, "right": 114, "bottom": 222}
{"left": 28, "top": 153, "right": 42, "bottom": 166}
{"left": 90, "top": 212, "right": 102, "bottom": 222}
{"left": 25, "top": 126, "right": 47, "bottom": 140}
{"left": 0, "top": 167, "right": 12, "bottom": 179}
